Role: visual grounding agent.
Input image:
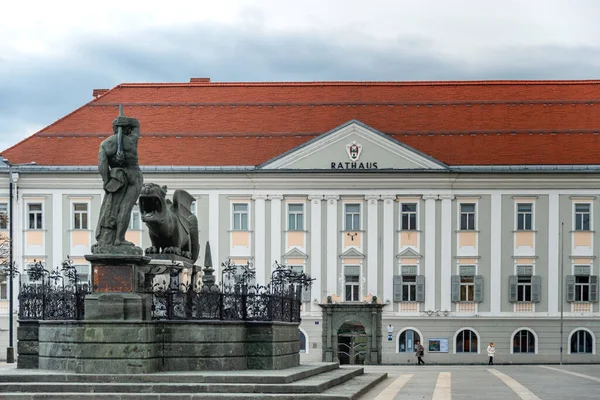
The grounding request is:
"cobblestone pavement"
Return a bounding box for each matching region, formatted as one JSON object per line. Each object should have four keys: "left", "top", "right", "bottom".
{"left": 361, "top": 364, "right": 600, "bottom": 400}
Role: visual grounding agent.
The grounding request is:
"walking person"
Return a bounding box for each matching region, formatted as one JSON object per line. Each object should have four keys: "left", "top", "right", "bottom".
{"left": 487, "top": 342, "right": 495, "bottom": 365}
{"left": 415, "top": 340, "right": 425, "bottom": 365}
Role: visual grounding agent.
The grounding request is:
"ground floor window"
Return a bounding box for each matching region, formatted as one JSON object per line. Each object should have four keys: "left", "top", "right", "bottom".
{"left": 570, "top": 329, "right": 593, "bottom": 354}
{"left": 299, "top": 331, "right": 307, "bottom": 353}
{"left": 398, "top": 329, "right": 420, "bottom": 353}
{"left": 456, "top": 329, "right": 478, "bottom": 353}
{"left": 513, "top": 329, "right": 536, "bottom": 353}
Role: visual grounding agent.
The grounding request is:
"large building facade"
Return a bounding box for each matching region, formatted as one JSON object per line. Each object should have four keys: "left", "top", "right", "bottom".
{"left": 1, "top": 79, "right": 600, "bottom": 363}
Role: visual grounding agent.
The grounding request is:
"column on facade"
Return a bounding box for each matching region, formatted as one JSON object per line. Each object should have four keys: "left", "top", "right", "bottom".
{"left": 208, "top": 192, "right": 220, "bottom": 281}
{"left": 309, "top": 195, "right": 324, "bottom": 305}
{"left": 548, "top": 193, "right": 559, "bottom": 314}
{"left": 490, "top": 193, "right": 502, "bottom": 313}
{"left": 440, "top": 195, "right": 454, "bottom": 312}
{"left": 52, "top": 192, "right": 63, "bottom": 269}
{"left": 423, "top": 194, "right": 438, "bottom": 311}
{"left": 269, "top": 195, "right": 283, "bottom": 269}
{"left": 253, "top": 195, "right": 268, "bottom": 285}
{"left": 381, "top": 195, "right": 395, "bottom": 308}
{"left": 365, "top": 195, "right": 380, "bottom": 298}
{"left": 325, "top": 195, "right": 339, "bottom": 297}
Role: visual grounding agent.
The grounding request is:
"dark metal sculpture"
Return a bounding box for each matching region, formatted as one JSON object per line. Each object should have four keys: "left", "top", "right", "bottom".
{"left": 139, "top": 183, "right": 199, "bottom": 261}
{"left": 92, "top": 106, "right": 143, "bottom": 255}
{"left": 18, "top": 257, "right": 90, "bottom": 321}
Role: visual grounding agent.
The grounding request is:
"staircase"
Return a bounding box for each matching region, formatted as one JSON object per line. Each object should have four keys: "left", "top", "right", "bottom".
{"left": 0, "top": 362, "right": 386, "bottom": 399}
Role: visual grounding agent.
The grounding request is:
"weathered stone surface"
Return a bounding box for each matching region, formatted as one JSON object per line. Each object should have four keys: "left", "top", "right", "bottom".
{"left": 163, "top": 342, "right": 246, "bottom": 358}
{"left": 39, "top": 342, "right": 159, "bottom": 359}
{"left": 17, "top": 321, "right": 39, "bottom": 341}
{"left": 16, "top": 355, "right": 38, "bottom": 369}
{"left": 17, "top": 340, "right": 38, "bottom": 355}
{"left": 163, "top": 322, "right": 246, "bottom": 342}
{"left": 84, "top": 292, "right": 152, "bottom": 321}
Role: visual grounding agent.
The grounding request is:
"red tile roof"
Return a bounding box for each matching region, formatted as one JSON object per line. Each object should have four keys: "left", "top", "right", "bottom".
{"left": 3, "top": 80, "right": 600, "bottom": 166}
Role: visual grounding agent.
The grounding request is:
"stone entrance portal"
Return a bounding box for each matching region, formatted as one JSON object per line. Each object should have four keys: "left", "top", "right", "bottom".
{"left": 320, "top": 303, "right": 383, "bottom": 364}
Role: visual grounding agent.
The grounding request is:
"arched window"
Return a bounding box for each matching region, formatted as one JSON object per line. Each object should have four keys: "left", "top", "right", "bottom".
{"left": 398, "top": 329, "right": 420, "bottom": 353}
{"left": 456, "top": 329, "right": 478, "bottom": 353}
{"left": 513, "top": 329, "right": 536, "bottom": 353}
{"left": 299, "top": 330, "right": 307, "bottom": 353}
{"left": 570, "top": 329, "right": 593, "bottom": 354}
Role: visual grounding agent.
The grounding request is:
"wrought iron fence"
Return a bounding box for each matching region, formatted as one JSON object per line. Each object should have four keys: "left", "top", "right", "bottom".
{"left": 18, "top": 257, "right": 90, "bottom": 320}
{"left": 151, "top": 261, "right": 312, "bottom": 322}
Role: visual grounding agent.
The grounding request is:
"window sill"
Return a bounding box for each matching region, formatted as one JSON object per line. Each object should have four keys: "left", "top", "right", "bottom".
{"left": 513, "top": 230, "right": 537, "bottom": 233}
{"left": 397, "top": 229, "right": 421, "bottom": 233}
{"left": 341, "top": 230, "right": 365, "bottom": 233}
{"left": 570, "top": 230, "right": 595, "bottom": 233}
{"left": 228, "top": 230, "right": 253, "bottom": 233}
{"left": 284, "top": 230, "right": 308, "bottom": 233}
{"left": 455, "top": 230, "right": 480, "bottom": 233}
{"left": 23, "top": 229, "right": 47, "bottom": 232}
{"left": 68, "top": 229, "right": 92, "bottom": 232}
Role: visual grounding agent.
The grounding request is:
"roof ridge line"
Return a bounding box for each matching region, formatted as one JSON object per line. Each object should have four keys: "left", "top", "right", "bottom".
{"left": 116, "top": 79, "right": 600, "bottom": 88}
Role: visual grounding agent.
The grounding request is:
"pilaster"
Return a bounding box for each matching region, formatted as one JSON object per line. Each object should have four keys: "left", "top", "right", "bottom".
{"left": 253, "top": 194, "right": 268, "bottom": 285}
{"left": 365, "top": 195, "right": 380, "bottom": 298}
{"left": 309, "top": 195, "right": 324, "bottom": 305}
{"left": 325, "top": 195, "right": 339, "bottom": 297}
{"left": 423, "top": 194, "right": 438, "bottom": 311}
{"left": 382, "top": 195, "right": 395, "bottom": 308}
{"left": 269, "top": 195, "right": 283, "bottom": 271}
{"left": 440, "top": 194, "right": 454, "bottom": 312}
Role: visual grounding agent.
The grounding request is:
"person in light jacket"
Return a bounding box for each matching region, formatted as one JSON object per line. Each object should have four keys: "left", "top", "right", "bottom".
{"left": 487, "top": 342, "right": 495, "bottom": 365}
{"left": 415, "top": 340, "right": 425, "bottom": 365}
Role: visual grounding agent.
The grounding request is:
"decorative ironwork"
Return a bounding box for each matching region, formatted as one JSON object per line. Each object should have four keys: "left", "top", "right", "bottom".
{"left": 150, "top": 260, "right": 313, "bottom": 322}
{"left": 18, "top": 257, "right": 90, "bottom": 320}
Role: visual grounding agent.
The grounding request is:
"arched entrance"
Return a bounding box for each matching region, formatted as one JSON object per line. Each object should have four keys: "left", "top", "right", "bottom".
{"left": 337, "top": 321, "right": 368, "bottom": 365}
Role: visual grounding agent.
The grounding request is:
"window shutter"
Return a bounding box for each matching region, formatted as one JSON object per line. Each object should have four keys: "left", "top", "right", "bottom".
{"left": 590, "top": 275, "right": 598, "bottom": 303}
{"left": 302, "top": 286, "right": 311, "bottom": 302}
{"left": 393, "top": 276, "right": 403, "bottom": 302}
{"left": 531, "top": 275, "right": 542, "bottom": 303}
{"left": 509, "top": 275, "right": 518, "bottom": 303}
{"left": 566, "top": 275, "right": 576, "bottom": 303}
{"left": 416, "top": 275, "right": 425, "bottom": 302}
{"left": 451, "top": 275, "right": 460, "bottom": 302}
{"left": 474, "top": 275, "right": 483, "bottom": 303}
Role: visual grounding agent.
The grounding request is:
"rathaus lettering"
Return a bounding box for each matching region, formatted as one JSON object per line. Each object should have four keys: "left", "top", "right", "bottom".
{"left": 331, "top": 161, "right": 378, "bottom": 169}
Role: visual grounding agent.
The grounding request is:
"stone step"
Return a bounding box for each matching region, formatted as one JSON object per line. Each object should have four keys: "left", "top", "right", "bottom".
{"left": 0, "top": 363, "right": 339, "bottom": 385}
{"left": 0, "top": 372, "right": 387, "bottom": 399}
{"left": 0, "top": 367, "right": 363, "bottom": 395}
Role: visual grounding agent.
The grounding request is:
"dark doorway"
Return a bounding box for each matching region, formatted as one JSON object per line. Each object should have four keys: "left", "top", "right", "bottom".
{"left": 337, "top": 321, "right": 367, "bottom": 365}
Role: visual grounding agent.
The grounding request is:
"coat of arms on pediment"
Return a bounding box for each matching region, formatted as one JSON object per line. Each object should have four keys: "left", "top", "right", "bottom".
{"left": 346, "top": 141, "right": 362, "bottom": 161}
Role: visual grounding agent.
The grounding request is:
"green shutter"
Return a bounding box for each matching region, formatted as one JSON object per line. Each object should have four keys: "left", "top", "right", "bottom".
{"left": 590, "top": 275, "right": 598, "bottom": 303}
{"left": 474, "top": 275, "right": 483, "bottom": 303}
{"left": 451, "top": 275, "right": 460, "bottom": 302}
{"left": 393, "top": 275, "right": 403, "bottom": 302}
{"left": 566, "top": 275, "right": 576, "bottom": 303}
{"left": 531, "top": 275, "right": 542, "bottom": 303}
{"left": 302, "top": 286, "right": 311, "bottom": 302}
{"left": 416, "top": 275, "right": 425, "bottom": 302}
{"left": 509, "top": 275, "right": 518, "bottom": 303}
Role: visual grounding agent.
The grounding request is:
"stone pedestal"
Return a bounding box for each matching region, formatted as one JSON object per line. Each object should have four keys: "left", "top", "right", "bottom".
{"left": 84, "top": 254, "right": 151, "bottom": 321}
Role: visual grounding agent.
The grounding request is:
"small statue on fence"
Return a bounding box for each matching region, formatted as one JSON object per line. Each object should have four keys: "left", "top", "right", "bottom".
{"left": 139, "top": 183, "right": 199, "bottom": 261}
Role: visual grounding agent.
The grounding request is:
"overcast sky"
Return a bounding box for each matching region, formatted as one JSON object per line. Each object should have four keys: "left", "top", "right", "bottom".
{"left": 1, "top": 0, "right": 599, "bottom": 154}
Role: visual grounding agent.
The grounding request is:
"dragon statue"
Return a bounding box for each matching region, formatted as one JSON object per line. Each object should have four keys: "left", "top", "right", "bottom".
{"left": 138, "top": 183, "right": 199, "bottom": 261}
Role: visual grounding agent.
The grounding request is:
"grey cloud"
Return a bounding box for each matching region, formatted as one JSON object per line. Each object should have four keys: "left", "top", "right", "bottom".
{"left": 1, "top": 22, "right": 600, "bottom": 152}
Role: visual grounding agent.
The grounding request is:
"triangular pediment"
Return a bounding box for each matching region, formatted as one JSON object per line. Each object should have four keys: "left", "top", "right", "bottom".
{"left": 283, "top": 247, "right": 308, "bottom": 259}
{"left": 260, "top": 120, "right": 446, "bottom": 170}
{"left": 396, "top": 248, "right": 422, "bottom": 259}
{"left": 339, "top": 248, "right": 365, "bottom": 259}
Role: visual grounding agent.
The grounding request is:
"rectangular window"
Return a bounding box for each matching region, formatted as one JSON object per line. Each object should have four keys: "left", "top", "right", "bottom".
{"left": 344, "top": 266, "right": 360, "bottom": 302}
{"left": 575, "top": 276, "right": 590, "bottom": 302}
{"left": 460, "top": 204, "right": 476, "bottom": 231}
{"left": 401, "top": 275, "right": 417, "bottom": 301}
{"left": 575, "top": 203, "right": 591, "bottom": 231}
{"left": 28, "top": 203, "right": 43, "bottom": 230}
{"left": 517, "top": 203, "right": 533, "bottom": 230}
{"left": 233, "top": 203, "right": 249, "bottom": 230}
{"left": 345, "top": 275, "right": 360, "bottom": 301}
{"left": 0, "top": 203, "right": 7, "bottom": 230}
{"left": 460, "top": 275, "right": 474, "bottom": 301}
{"left": 401, "top": 203, "right": 417, "bottom": 230}
{"left": 517, "top": 276, "right": 532, "bottom": 302}
{"left": 0, "top": 281, "right": 7, "bottom": 300}
{"left": 73, "top": 203, "right": 88, "bottom": 230}
{"left": 345, "top": 204, "right": 360, "bottom": 231}
{"left": 288, "top": 204, "right": 304, "bottom": 231}
{"left": 129, "top": 206, "right": 141, "bottom": 230}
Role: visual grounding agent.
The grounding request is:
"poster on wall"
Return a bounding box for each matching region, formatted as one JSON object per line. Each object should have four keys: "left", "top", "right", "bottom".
{"left": 428, "top": 338, "right": 449, "bottom": 353}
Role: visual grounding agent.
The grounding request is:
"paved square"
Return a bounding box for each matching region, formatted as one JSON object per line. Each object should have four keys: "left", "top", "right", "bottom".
{"left": 362, "top": 364, "right": 600, "bottom": 399}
